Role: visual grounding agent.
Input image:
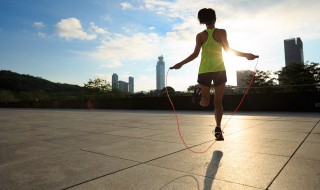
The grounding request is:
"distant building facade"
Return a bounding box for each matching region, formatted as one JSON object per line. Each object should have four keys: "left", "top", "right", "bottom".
{"left": 237, "top": 70, "right": 254, "bottom": 87}
{"left": 129, "top": 76, "right": 134, "bottom": 94}
{"left": 156, "top": 55, "right": 165, "bottom": 90}
{"left": 284, "top": 37, "right": 304, "bottom": 66}
{"left": 112, "top": 73, "right": 118, "bottom": 89}
{"left": 112, "top": 73, "right": 134, "bottom": 93}
{"left": 118, "top": 81, "right": 129, "bottom": 92}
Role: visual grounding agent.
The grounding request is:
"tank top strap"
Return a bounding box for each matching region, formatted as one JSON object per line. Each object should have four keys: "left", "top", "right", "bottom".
{"left": 204, "top": 28, "right": 215, "bottom": 42}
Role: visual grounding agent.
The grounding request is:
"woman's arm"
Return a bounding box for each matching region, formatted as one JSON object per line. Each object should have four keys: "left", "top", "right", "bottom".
{"left": 170, "top": 33, "right": 203, "bottom": 69}
{"left": 219, "top": 29, "right": 258, "bottom": 60}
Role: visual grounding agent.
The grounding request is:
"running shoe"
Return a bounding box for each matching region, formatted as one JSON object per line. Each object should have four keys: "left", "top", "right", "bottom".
{"left": 191, "top": 87, "right": 201, "bottom": 105}
{"left": 214, "top": 127, "right": 224, "bottom": 141}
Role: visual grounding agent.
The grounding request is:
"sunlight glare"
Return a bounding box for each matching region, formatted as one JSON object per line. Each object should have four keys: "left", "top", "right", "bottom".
{"left": 223, "top": 51, "right": 254, "bottom": 86}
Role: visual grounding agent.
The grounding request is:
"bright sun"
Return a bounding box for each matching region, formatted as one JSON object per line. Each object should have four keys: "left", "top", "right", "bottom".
{"left": 223, "top": 51, "right": 254, "bottom": 86}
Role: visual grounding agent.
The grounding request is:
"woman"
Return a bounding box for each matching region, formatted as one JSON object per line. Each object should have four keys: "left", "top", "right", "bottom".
{"left": 170, "top": 8, "right": 258, "bottom": 141}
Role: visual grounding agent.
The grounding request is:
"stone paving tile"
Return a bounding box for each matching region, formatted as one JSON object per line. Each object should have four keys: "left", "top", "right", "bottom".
{"left": 269, "top": 157, "right": 320, "bottom": 190}
{"left": 0, "top": 127, "right": 88, "bottom": 147}
{"left": 217, "top": 137, "right": 301, "bottom": 156}
{"left": 0, "top": 121, "right": 44, "bottom": 131}
{"left": 0, "top": 140, "right": 73, "bottom": 167}
{"left": 228, "top": 128, "right": 308, "bottom": 142}
{"left": 312, "top": 122, "right": 320, "bottom": 134}
{"left": 46, "top": 121, "right": 132, "bottom": 133}
{"left": 147, "top": 148, "right": 220, "bottom": 174}
{"left": 104, "top": 128, "right": 169, "bottom": 138}
{"left": 294, "top": 142, "right": 320, "bottom": 161}
{"left": 273, "top": 113, "right": 320, "bottom": 122}
{"left": 46, "top": 133, "right": 133, "bottom": 149}
{"left": 306, "top": 133, "right": 320, "bottom": 143}
{"left": 0, "top": 150, "right": 138, "bottom": 190}
{"left": 251, "top": 120, "right": 316, "bottom": 133}
{"left": 143, "top": 131, "right": 214, "bottom": 146}
{"left": 149, "top": 148, "right": 289, "bottom": 189}
{"left": 82, "top": 138, "right": 184, "bottom": 163}
{"left": 69, "top": 164, "right": 260, "bottom": 190}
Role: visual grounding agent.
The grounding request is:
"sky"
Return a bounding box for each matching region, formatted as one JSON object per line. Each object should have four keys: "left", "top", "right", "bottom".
{"left": 0, "top": 0, "right": 319, "bottom": 92}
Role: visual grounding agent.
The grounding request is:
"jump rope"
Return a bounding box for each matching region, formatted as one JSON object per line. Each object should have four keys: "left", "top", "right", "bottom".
{"left": 165, "top": 58, "right": 259, "bottom": 154}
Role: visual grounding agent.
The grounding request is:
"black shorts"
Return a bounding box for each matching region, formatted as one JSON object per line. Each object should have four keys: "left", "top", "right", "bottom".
{"left": 197, "top": 71, "right": 227, "bottom": 87}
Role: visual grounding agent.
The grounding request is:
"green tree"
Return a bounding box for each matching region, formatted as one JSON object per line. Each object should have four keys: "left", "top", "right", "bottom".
{"left": 84, "top": 78, "right": 111, "bottom": 93}
{"left": 187, "top": 84, "right": 199, "bottom": 93}
{"left": 161, "top": 86, "right": 175, "bottom": 96}
{"left": 275, "top": 62, "right": 319, "bottom": 92}
{"left": 0, "top": 90, "right": 17, "bottom": 102}
{"left": 243, "top": 70, "right": 276, "bottom": 94}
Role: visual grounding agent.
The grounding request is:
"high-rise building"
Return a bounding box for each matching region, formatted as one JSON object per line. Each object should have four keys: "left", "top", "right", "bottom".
{"left": 237, "top": 70, "right": 254, "bottom": 87}
{"left": 284, "top": 37, "right": 304, "bottom": 66}
{"left": 156, "top": 55, "right": 165, "bottom": 90}
{"left": 118, "top": 81, "right": 129, "bottom": 92}
{"left": 112, "top": 73, "right": 118, "bottom": 89}
{"left": 129, "top": 76, "right": 134, "bottom": 94}
{"left": 112, "top": 73, "right": 134, "bottom": 93}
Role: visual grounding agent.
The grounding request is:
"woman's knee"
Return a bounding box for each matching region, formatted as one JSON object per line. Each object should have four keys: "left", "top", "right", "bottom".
{"left": 200, "top": 96, "right": 210, "bottom": 107}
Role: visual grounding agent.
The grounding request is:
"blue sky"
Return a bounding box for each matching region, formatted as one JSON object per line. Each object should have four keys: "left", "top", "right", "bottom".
{"left": 0, "top": 0, "right": 319, "bottom": 92}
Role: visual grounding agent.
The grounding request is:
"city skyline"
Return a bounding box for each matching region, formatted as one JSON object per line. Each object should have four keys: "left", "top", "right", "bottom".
{"left": 112, "top": 73, "right": 134, "bottom": 93}
{"left": 0, "top": 0, "right": 319, "bottom": 92}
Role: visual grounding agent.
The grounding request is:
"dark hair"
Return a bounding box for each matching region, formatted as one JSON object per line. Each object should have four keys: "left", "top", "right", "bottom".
{"left": 198, "top": 8, "right": 216, "bottom": 24}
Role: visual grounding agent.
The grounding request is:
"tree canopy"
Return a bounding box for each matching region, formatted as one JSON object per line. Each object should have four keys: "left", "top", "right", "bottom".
{"left": 275, "top": 62, "right": 319, "bottom": 92}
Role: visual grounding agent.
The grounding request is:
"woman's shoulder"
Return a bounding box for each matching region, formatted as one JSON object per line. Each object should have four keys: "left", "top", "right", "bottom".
{"left": 215, "top": 28, "right": 226, "bottom": 33}
{"left": 196, "top": 30, "right": 207, "bottom": 38}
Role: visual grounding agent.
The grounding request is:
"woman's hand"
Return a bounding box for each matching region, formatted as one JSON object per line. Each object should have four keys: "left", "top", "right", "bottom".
{"left": 245, "top": 53, "right": 259, "bottom": 60}
{"left": 170, "top": 63, "right": 183, "bottom": 70}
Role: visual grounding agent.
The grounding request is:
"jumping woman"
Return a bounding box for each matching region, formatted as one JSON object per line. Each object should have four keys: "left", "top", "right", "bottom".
{"left": 170, "top": 8, "right": 259, "bottom": 141}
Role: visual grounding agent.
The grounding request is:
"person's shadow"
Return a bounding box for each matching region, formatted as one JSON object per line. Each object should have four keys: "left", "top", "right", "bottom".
{"left": 203, "top": 150, "right": 223, "bottom": 190}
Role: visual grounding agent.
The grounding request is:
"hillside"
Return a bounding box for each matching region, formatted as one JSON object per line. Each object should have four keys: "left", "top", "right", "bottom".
{"left": 0, "top": 70, "right": 84, "bottom": 93}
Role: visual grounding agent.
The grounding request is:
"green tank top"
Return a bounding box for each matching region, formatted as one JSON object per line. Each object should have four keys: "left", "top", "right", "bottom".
{"left": 198, "top": 28, "right": 225, "bottom": 74}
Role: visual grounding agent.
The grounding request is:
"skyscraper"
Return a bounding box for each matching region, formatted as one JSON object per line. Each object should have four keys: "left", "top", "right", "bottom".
{"left": 112, "top": 73, "right": 134, "bottom": 93}
{"left": 156, "top": 55, "right": 165, "bottom": 90}
{"left": 284, "top": 37, "right": 304, "bottom": 66}
{"left": 118, "top": 81, "right": 129, "bottom": 92}
{"left": 129, "top": 76, "right": 134, "bottom": 94}
{"left": 112, "top": 73, "right": 118, "bottom": 89}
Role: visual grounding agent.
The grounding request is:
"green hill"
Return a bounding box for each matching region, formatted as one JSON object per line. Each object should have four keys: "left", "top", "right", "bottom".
{"left": 0, "top": 70, "right": 83, "bottom": 93}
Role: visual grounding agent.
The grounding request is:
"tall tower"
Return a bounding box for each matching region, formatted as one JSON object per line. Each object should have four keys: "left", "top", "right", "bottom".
{"left": 284, "top": 37, "right": 304, "bottom": 66}
{"left": 156, "top": 55, "right": 165, "bottom": 90}
{"left": 129, "top": 76, "right": 134, "bottom": 94}
{"left": 112, "top": 73, "right": 118, "bottom": 89}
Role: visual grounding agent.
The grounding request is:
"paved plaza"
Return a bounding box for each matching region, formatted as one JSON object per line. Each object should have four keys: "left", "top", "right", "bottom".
{"left": 0, "top": 109, "right": 319, "bottom": 190}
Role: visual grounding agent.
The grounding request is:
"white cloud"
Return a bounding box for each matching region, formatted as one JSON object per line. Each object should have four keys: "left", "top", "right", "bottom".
{"left": 94, "top": 73, "right": 110, "bottom": 80}
{"left": 99, "top": 59, "right": 123, "bottom": 68}
{"left": 135, "top": 75, "right": 156, "bottom": 91}
{"left": 37, "top": 31, "right": 46, "bottom": 38}
{"left": 90, "top": 22, "right": 108, "bottom": 34}
{"left": 56, "top": 18, "right": 96, "bottom": 40}
{"left": 33, "top": 22, "right": 45, "bottom": 29}
{"left": 33, "top": 22, "right": 47, "bottom": 38}
{"left": 88, "top": 32, "right": 160, "bottom": 68}
{"left": 101, "top": 15, "right": 112, "bottom": 22}
{"left": 140, "top": 0, "right": 320, "bottom": 42}
{"left": 121, "top": 2, "right": 133, "bottom": 10}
